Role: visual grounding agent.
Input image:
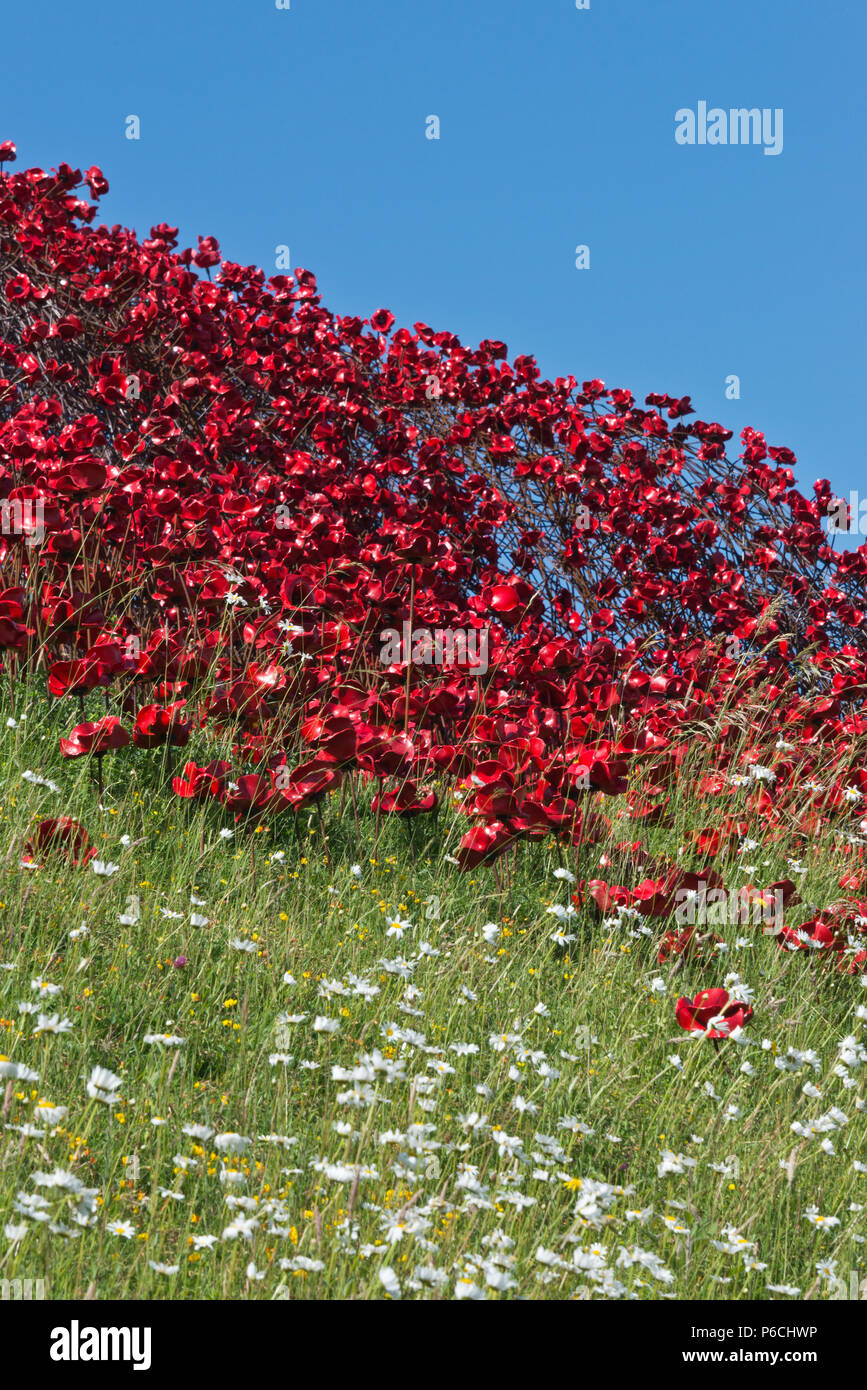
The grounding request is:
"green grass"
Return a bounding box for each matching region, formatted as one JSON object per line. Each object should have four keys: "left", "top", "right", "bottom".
{"left": 0, "top": 680, "right": 865, "bottom": 1301}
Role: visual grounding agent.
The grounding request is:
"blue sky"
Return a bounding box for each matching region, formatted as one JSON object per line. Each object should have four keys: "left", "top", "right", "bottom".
{"left": 3, "top": 0, "right": 864, "bottom": 532}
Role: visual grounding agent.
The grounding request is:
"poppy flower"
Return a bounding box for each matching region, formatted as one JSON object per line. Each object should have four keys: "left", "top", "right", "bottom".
{"left": 48, "top": 658, "right": 114, "bottom": 698}
{"left": 0, "top": 589, "right": 28, "bottom": 648}
{"left": 568, "top": 748, "right": 629, "bottom": 796}
{"left": 372, "top": 782, "right": 438, "bottom": 816}
{"left": 192, "top": 235, "right": 221, "bottom": 268}
{"left": 675, "top": 988, "right": 753, "bottom": 1038}
{"left": 5, "top": 275, "right": 31, "bottom": 303}
{"left": 84, "top": 165, "right": 109, "bottom": 198}
{"left": 132, "top": 703, "right": 190, "bottom": 748}
{"left": 172, "top": 760, "right": 233, "bottom": 799}
{"left": 220, "top": 774, "right": 274, "bottom": 816}
{"left": 481, "top": 579, "right": 538, "bottom": 626}
{"left": 357, "top": 735, "right": 415, "bottom": 778}
{"left": 59, "top": 718, "right": 130, "bottom": 758}
{"left": 270, "top": 759, "right": 342, "bottom": 810}
{"left": 301, "top": 715, "right": 358, "bottom": 764}
{"left": 776, "top": 918, "right": 843, "bottom": 954}
{"left": 22, "top": 817, "right": 96, "bottom": 868}
{"left": 839, "top": 949, "right": 867, "bottom": 976}
{"left": 657, "top": 925, "right": 723, "bottom": 966}
{"left": 455, "top": 822, "right": 515, "bottom": 869}
{"left": 370, "top": 309, "right": 395, "bottom": 334}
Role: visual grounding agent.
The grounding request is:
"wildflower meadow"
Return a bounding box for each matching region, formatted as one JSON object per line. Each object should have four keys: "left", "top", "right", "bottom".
{"left": 0, "top": 141, "right": 864, "bottom": 1326}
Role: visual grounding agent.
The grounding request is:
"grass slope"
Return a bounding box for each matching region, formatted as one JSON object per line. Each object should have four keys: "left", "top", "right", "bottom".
{"left": 0, "top": 681, "right": 864, "bottom": 1301}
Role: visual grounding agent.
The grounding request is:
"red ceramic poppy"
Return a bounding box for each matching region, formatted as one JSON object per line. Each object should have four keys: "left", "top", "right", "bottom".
{"left": 675, "top": 988, "right": 753, "bottom": 1038}
{"left": 132, "top": 702, "right": 190, "bottom": 748}
{"left": 59, "top": 718, "right": 130, "bottom": 758}
{"left": 22, "top": 817, "right": 97, "bottom": 867}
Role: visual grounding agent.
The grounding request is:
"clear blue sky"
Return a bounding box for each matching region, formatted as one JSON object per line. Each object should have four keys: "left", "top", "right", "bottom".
{"left": 3, "top": 0, "right": 864, "bottom": 529}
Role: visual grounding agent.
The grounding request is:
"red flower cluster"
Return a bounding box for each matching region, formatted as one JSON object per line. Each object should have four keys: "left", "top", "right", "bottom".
{"left": 0, "top": 143, "right": 865, "bottom": 921}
